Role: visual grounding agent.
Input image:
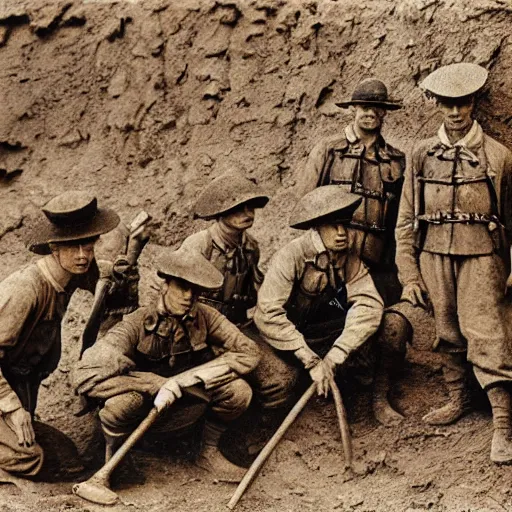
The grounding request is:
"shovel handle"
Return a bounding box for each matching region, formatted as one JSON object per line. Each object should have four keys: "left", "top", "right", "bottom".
{"left": 227, "top": 383, "right": 316, "bottom": 510}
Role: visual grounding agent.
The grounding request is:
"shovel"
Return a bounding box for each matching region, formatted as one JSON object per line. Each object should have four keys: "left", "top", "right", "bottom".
{"left": 73, "top": 408, "right": 160, "bottom": 505}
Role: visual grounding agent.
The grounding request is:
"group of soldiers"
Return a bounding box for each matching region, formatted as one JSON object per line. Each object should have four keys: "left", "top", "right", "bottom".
{"left": 2, "top": 61, "right": 512, "bottom": 493}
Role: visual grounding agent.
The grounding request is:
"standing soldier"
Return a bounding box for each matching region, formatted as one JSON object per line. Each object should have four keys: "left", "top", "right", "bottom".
{"left": 252, "top": 186, "right": 384, "bottom": 414}
{"left": 296, "top": 78, "right": 405, "bottom": 306}
{"left": 0, "top": 191, "right": 138, "bottom": 477}
{"left": 179, "top": 172, "right": 269, "bottom": 327}
{"left": 395, "top": 62, "right": 512, "bottom": 463}
{"left": 296, "top": 79, "right": 407, "bottom": 425}
{"left": 73, "top": 249, "right": 260, "bottom": 482}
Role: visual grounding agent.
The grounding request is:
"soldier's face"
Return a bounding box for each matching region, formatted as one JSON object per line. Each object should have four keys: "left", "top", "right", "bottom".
{"left": 353, "top": 105, "right": 386, "bottom": 132}
{"left": 221, "top": 204, "right": 256, "bottom": 231}
{"left": 318, "top": 223, "right": 349, "bottom": 252}
{"left": 162, "top": 278, "right": 197, "bottom": 316}
{"left": 52, "top": 239, "right": 97, "bottom": 274}
{"left": 437, "top": 96, "right": 474, "bottom": 132}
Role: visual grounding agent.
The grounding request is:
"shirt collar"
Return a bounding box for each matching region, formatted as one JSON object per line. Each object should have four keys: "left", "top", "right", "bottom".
{"left": 37, "top": 256, "right": 68, "bottom": 293}
{"left": 310, "top": 228, "right": 328, "bottom": 254}
{"left": 210, "top": 221, "right": 246, "bottom": 252}
{"left": 157, "top": 296, "right": 198, "bottom": 321}
{"left": 438, "top": 120, "right": 482, "bottom": 149}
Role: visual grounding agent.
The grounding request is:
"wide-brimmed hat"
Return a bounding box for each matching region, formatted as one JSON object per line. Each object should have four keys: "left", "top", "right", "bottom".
{"left": 290, "top": 186, "right": 362, "bottom": 230}
{"left": 157, "top": 248, "right": 223, "bottom": 290}
{"left": 420, "top": 63, "right": 488, "bottom": 98}
{"left": 26, "top": 191, "right": 120, "bottom": 255}
{"left": 336, "top": 78, "right": 402, "bottom": 110}
{"left": 193, "top": 172, "right": 270, "bottom": 220}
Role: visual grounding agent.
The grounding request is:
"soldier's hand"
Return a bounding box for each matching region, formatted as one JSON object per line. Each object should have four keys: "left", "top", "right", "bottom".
{"left": 154, "top": 378, "right": 182, "bottom": 412}
{"left": 4, "top": 407, "right": 35, "bottom": 447}
{"left": 401, "top": 283, "right": 428, "bottom": 308}
{"left": 309, "top": 361, "right": 333, "bottom": 398}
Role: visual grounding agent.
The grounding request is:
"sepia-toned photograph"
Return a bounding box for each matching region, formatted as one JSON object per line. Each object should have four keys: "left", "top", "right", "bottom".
{"left": 1, "top": 0, "right": 512, "bottom": 510}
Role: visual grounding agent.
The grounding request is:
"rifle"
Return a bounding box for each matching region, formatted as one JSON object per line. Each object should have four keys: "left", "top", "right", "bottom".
{"left": 74, "top": 211, "right": 151, "bottom": 415}
{"left": 79, "top": 211, "right": 151, "bottom": 358}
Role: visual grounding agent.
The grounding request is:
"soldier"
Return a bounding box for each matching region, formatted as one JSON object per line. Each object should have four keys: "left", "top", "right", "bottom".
{"left": 252, "top": 186, "right": 384, "bottom": 413}
{"left": 296, "top": 79, "right": 407, "bottom": 425}
{"left": 296, "top": 78, "right": 405, "bottom": 307}
{"left": 179, "top": 172, "right": 269, "bottom": 327}
{"left": 394, "top": 62, "right": 512, "bottom": 463}
{"left": 73, "top": 249, "right": 260, "bottom": 482}
{"left": 0, "top": 191, "right": 138, "bottom": 477}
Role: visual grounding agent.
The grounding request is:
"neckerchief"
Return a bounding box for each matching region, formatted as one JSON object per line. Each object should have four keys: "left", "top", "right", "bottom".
{"left": 428, "top": 121, "right": 482, "bottom": 166}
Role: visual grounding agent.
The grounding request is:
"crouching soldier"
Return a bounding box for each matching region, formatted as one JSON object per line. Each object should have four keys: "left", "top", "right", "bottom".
{"left": 179, "top": 172, "right": 269, "bottom": 327}
{"left": 252, "top": 186, "right": 384, "bottom": 414}
{"left": 72, "top": 249, "right": 260, "bottom": 481}
{"left": 0, "top": 191, "right": 136, "bottom": 478}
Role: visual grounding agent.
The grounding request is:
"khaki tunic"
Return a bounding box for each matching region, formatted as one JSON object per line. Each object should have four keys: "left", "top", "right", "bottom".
{"left": 254, "top": 229, "right": 383, "bottom": 355}
{"left": 296, "top": 125, "right": 405, "bottom": 305}
{"left": 395, "top": 122, "right": 512, "bottom": 388}
{"left": 0, "top": 256, "right": 137, "bottom": 476}
{"left": 73, "top": 302, "right": 260, "bottom": 434}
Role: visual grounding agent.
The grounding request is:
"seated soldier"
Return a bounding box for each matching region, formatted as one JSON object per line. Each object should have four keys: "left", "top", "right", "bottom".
{"left": 180, "top": 172, "right": 269, "bottom": 327}
{"left": 72, "top": 249, "right": 260, "bottom": 482}
{"left": 252, "top": 186, "right": 384, "bottom": 413}
{"left": 0, "top": 191, "right": 137, "bottom": 478}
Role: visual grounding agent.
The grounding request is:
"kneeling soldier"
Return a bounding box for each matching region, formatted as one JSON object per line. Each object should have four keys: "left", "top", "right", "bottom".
{"left": 73, "top": 249, "right": 260, "bottom": 481}
{"left": 253, "top": 186, "right": 384, "bottom": 410}
{"left": 0, "top": 191, "right": 135, "bottom": 477}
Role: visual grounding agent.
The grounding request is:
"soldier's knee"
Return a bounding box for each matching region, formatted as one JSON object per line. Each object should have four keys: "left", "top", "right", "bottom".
{"left": 213, "top": 379, "right": 253, "bottom": 422}
{"left": 378, "top": 310, "right": 412, "bottom": 353}
{"left": 0, "top": 442, "right": 44, "bottom": 477}
{"left": 258, "top": 369, "right": 299, "bottom": 410}
{"left": 223, "top": 379, "right": 253, "bottom": 413}
{"left": 99, "top": 391, "right": 147, "bottom": 430}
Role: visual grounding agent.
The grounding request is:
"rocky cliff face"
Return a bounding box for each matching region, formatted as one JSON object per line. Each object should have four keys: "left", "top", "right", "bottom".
{"left": 1, "top": 0, "right": 511, "bottom": 276}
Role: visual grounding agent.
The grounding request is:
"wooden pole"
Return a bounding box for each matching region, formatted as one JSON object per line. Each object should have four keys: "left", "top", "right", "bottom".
{"left": 227, "top": 383, "right": 316, "bottom": 510}
{"left": 330, "top": 380, "right": 353, "bottom": 470}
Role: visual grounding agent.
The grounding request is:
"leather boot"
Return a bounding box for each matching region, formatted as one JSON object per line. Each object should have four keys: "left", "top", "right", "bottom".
{"left": 373, "top": 311, "right": 409, "bottom": 427}
{"left": 373, "top": 349, "right": 405, "bottom": 426}
{"left": 423, "top": 352, "right": 470, "bottom": 425}
{"left": 196, "top": 420, "right": 246, "bottom": 482}
{"left": 488, "top": 385, "right": 512, "bottom": 464}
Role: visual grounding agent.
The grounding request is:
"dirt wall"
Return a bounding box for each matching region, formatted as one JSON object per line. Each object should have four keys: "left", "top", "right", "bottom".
{"left": 1, "top": 0, "right": 512, "bottom": 278}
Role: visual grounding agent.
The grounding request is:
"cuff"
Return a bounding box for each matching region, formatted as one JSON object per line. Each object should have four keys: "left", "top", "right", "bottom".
{"left": 0, "top": 391, "right": 23, "bottom": 414}
{"left": 294, "top": 346, "right": 321, "bottom": 369}
{"left": 326, "top": 346, "right": 349, "bottom": 366}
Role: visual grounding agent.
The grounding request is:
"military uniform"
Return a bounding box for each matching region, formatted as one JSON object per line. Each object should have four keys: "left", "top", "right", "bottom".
{"left": 296, "top": 79, "right": 405, "bottom": 306}
{"left": 73, "top": 249, "right": 260, "bottom": 481}
{"left": 180, "top": 224, "right": 263, "bottom": 326}
{"left": 396, "top": 121, "right": 512, "bottom": 382}
{"left": 395, "top": 63, "right": 512, "bottom": 463}
{"left": 0, "top": 192, "right": 135, "bottom": 476}
{"left": 252, "top": 187, "right": 384, "bottom": 409}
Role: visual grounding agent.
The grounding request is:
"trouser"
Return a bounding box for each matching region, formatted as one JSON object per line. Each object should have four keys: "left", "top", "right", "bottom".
{"left": 0, "top": 373, "right": 44, "bottom": 476}
{"left": 369, "top": 266, "right": 402, "bottom": 308}
{"left": 0, "top": 418, "right": 44, "bottom": 476}
{"left": 419, "top": 251, "right": 512, "bottom": 389}
{"left": 249, "top": 333, "right": 375, "bottom": 410}
{"left": 99, "top": 378, "right": 253, "bottom": 439}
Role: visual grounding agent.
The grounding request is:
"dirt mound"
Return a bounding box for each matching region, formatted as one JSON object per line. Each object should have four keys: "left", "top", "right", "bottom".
{"left": 2, "top": 0, "right": 512, "bottom": 510}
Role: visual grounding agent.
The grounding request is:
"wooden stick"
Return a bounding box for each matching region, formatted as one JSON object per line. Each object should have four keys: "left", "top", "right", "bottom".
{"left": 330, "top": 379, "right": 353, "bottom": 470}
{"left": 227, "top": 383, "right": 316, "bottom": 510}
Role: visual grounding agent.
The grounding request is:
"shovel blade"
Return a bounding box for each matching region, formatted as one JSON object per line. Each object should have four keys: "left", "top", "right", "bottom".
{"left": 73, "top": 480, "right": 119, "bottom": 506}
